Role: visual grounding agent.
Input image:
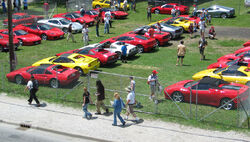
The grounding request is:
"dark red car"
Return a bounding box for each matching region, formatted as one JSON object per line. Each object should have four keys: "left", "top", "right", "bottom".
{"left": 243, "top": 40, "right": 250, "bottom": 47}
{"left": 217, "top": 51, "right": 250, "bottom": 62}
{"left": 151, "top": 3, "right": 189, "bottom": 15}
{"left": 3, "top": 13, "right": 44, "bottom": 26}
{"left": 6, "top": 64, "right": 80, "bottom": 88}
{"left": 53, "top": 12, "right": 95, "bottom": 26}
{"left": 178, "top": 15, "right": 200, "bottom": 24}
{"left": 56, "top": 43, "right": 118, "bottom": 66}
{"left": 235, "top": 46, "right": 250, "bottom": 54}
{"left": 0, "top": 28, "right": 41, "bottom": 46}
{"left": 129, "top": 30, "right": 171, "bottom": 46}
{"left": 94, "top": 8, "right": 128, "bottom": 19}
{"left": 100, "top": 33, "right": 157, "bottom": 53}
{"left": 0, "top": 33, "right": 20, "bottom": 52}
{"left": 75, "top": 10, "right": 103, "bottom": 21}
{"left": 207, "top": 58, "right": 250, "bottom": 69}
{"left": 15, "top": 23, "right": 64, "bottom": 40}
{"left": 164, "top": 77, "right": 249, "bottom": 110}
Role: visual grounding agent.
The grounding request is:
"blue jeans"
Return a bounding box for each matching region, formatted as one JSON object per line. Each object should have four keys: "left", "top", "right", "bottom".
{"left": 113, "top": 110, "right": 125, "bottom": 125}
{"left": 104, "top": 23, "right": 109, "bottom": 34}
{"left": 83, "top": 103, "right": 92, "bottom": 118}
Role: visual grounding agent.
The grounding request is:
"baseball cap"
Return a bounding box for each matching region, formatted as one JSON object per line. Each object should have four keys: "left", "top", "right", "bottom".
{"left": 152, "top": 70, "right": 158, "bottom": 74}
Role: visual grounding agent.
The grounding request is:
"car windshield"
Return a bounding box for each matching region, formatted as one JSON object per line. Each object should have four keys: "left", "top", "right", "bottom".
{"left": 135, "top": 35, "right": 149, "bottom": 40}
{"left": 26, "top": 67, "right": 36, "bottom": 72}
{"left": 12, "top": 15, "right": 21, "bottom": 20}
{"left": 39, "top": 24, "right": 52, "bottom": 30}
{"left": 226, "top": 60, "right": 237, "bottom": 66}
{"left": 184, "top": 81, "right": 198, "bottom": 88}
{"left": 49, "top": 57, "right": 56, "bottom": 62}
{"left": 221, "top": 85, "right": 241, "bottom": 90}
{"left": 14, "top": 30, "right": 28, "bottom": 35}
{"left": 72, "top": 13, "right": 82, "bottom": 18}
{"left": 213, "top": 67, "right": 226, "bottom": 74}
{"left": 60, "top": 19, "right": 71, "bottom": 25}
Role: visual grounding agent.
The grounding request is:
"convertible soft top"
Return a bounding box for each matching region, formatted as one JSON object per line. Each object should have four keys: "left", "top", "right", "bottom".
{"left": 199, "top": 76, "right": 229, "bottom": 87}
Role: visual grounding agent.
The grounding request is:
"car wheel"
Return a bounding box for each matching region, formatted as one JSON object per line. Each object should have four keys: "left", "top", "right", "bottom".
{"left": 41, "top": 34, "right": 48, "bottom": 40}
{"left": 171, "top": 91, "right": 184, "bottom": 102}
{"left": 62, "top": 28, "right": 68, "bottom": 33}
{"left": 220, "top": 98, "right": 234, "bottom": 110}
{"left": 115, "top": 51, "right": 122, "bottom": 60}
{"left": 155, "top": 39, "right": 160, "bottom": 47}
{"left": 74, "top": 67, "right": 84, "bottom": 75}
{"left": 221, "top": 13, "right": 227, "bottom": 19}
{"left": 137, "top": 45, "right": 144, "bottom": 53}
{"left": 50, "top": 78, "right": 59, "bottom": 88}
{"left": 169, "top": 33, "right": 173, "bottom": 39}
{"left": 155, "top": 9, "right": 160, "bottom": 14}
{"left": 95, "top": 5, "right": 100, "bottom": 8}
{"left": 15, "top": 75, "right": 24, "bottom": 84}
{"left": 18, "top": 39, "right": 23, "bottom": 46}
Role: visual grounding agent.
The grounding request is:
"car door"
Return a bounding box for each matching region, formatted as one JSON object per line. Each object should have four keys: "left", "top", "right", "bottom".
{"left": 191, "top": 83, "right": 212, "bottom": 104}
{"left": 44, "top": 69, "right": 54, "bottom": 84}
{"left": 221, "top": 70, "right": 242, "bottom": 83}
{"left": 162, "top": 5, "right": 173, "bottom": 14}
{"left": 28, "top": 67, "right": 47, "bottom": 85}
{"left": 48, "top": 20, "right": 61, "bottom": 28}
{"left": 26, "top": 25, "right": 39, "bottom": 35}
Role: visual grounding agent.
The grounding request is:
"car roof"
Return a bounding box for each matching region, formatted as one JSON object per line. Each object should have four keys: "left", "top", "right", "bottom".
{"left": 227, "top": 65, "right": 241, "bottom": 71}
{"left": 199, "top": 76, "right": 229, "bottom": 87}
{"left": 37, "top": 64, "right": 53, "bottom": 69}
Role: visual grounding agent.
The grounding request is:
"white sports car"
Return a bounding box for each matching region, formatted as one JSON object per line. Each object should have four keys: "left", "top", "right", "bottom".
{"left": 37, "top": 18, "right": 83, "bottom": 33}
{"left": 107, "top": 41, "right": 138, "bottom": 58}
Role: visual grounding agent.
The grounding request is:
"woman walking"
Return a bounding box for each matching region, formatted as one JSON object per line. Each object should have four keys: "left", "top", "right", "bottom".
{"left": 82, "top": 87, "right": 92, "bottom": 119}
{"left": 112, "top": 92, "right": 126, "bottom": 126}
{"left": 95, "top": 80, "right": 109, "bottom": 114}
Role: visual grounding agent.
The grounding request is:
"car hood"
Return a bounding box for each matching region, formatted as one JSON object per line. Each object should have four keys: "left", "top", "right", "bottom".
{"left": 217, "top": 53, "right": 236, "bottom": 61}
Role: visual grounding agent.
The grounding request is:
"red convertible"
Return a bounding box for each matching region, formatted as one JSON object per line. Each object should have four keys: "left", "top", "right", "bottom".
{"left": 0, "top": 28, "right": 41, "bottom": 46}
{"left": 15, "top": 23, "right": 64, "bottom": 40}
{"left": 217, "top": 51, "right": 250, "bottom": 62}
{"left": 6, "top": 64, "right": 80, "bottom": 88}
{"left": 53, "top": 12, "right": 95, "bottom": 26}
{"left": 243, "top": 40, "right": 250, "bottom": 47}
{"left": 164, "top": 77, "right": 249, "bottom": 110}
{"left": 3, "top": 13, "right": 44, "bottom": 26}
{"left": 94, "top": 8, "right": 128, "bottom": 19}
{"left": 0, "top": 33, "right": 20, "bottom": 52}
{"left": 100, "top": 33, "right": 157, "bottom": 53}
{"left": 151, "top": 3, "right": 189, "bottom": 15}
{"left": 56, "top": 43, "right": 118, "bottom": 66}
{"left": 207, "top": 58, "right": 250, "bottom": 69}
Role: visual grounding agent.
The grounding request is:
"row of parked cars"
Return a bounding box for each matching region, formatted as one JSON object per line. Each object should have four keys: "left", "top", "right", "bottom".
{"left": 164, "top": 41, "right": 250, "bottom": 110}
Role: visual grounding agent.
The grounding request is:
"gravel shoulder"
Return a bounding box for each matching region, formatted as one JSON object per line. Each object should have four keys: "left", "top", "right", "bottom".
{"left": 0, "top": 93, "right": 250, "bottom": 142}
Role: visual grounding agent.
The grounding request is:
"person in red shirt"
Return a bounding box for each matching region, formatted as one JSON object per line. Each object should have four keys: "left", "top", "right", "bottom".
{"left": 148, "top": 26, "right": 155, "bottom": 38}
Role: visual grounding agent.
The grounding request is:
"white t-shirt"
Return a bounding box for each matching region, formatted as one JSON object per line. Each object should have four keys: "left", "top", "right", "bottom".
{"left": 104, "top": 17, "right": 109, "bottom": 24}
{"left": 127, "top": 92, "right": 135, "bottom": 104}
{"left": 82, "top": 28, "right": 89, "bottom": 36}
{"left": 130, "top": 80, "right": 135, "bottom": 92}
{"left": 27, "top": 80, "right": 33, "bottom": 90}
{"left": 148, "top": 74, "right": 158, "bottom": 86}
{"left": 198, "top": 21, "right": 205, "bottom": 30}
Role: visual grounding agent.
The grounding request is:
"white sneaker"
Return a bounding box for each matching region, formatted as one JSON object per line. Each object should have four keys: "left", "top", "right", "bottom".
{"left": 149, "top": 96, "right": 152, "bottom": 100}
{"left": 125, "top": 116, "right": 128, "bottom": 120}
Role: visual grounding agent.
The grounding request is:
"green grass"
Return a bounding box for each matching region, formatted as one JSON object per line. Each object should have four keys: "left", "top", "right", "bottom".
{"left": 0, "top": 0, "right": 250, "bottom": 132}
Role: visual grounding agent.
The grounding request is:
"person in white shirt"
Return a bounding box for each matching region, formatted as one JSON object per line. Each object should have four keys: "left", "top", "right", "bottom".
{"left": 105, "top": 11, "right": 112, "bottom": 28}
{"left": 198, "top": 18, "right": 206, "bottom": 38}
{"left": 171, "top": 6, "right": 176, "bottom": 17}
{"left": 104, "top": 15, "right": 109, "bottom": 34}
{"left": 25, "top": 75, "right": 40, "bottom": 107}
{"left": 125, "top": 87, "right": 139, "bottom": 121}
{"left": 123, "top": 0, "right": 128, "bottom": 11}
{"left": 82, "top": 24, "right": 89, "bottom": 46}
{"left": 148, "top": 70, "right": 159, "bottom": 100}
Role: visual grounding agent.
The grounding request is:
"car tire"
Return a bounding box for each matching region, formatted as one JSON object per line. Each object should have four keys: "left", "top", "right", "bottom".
{"left": 155, "top": 9, "right": 160, "bottom": 14}
{"left": 171, "top": 91, "right": 184, "bottom": 102}
{"left": 50, "top": 78, "right": 60, "bottom": 88}
{"left": 41, "top": 34, "right": 48, "bottom": 40}
{"left": 169, "top": 33, "right": 173, "bottom": 39}
{"left": 62, "top": 28, "right": 68, "bottom": 34}
{"left": 74, "top": 67, "right": 84, "bottom": 75}
{"left": 115, "top": 51, "right": 122, "bottom": 60}
{"left": 221, "top": 13, "right": 227, "bottom": 19}
{"left": 220, "top": 98, "right": 234, "bottom": 110}
{"left": 155, "top": 39, "right": 160, "bottom": 47}
{"left": 15, "top": 75, "right": 24, "bottom": 84}
{"left": 18, "top": 39, "right": 23, "bottom": 46}
{"left": 136, "top": 45, "right": 144, "bottom": 53}
{"left": 95, "top": 5, "right": 100, "bottom": 8}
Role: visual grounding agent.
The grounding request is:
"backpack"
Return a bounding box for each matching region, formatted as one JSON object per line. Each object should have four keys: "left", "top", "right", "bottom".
{"left": 32, "top": 80, "right": 39, "bottom": 90}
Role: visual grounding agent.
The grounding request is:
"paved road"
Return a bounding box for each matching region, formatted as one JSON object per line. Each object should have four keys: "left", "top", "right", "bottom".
{"left": 207, "top": 26, "right": 250, "bottom": 39}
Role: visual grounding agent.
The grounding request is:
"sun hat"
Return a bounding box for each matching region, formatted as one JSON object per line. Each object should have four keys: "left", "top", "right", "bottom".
{"left": 152, "top": 70, "right": 158, "bottom": 74}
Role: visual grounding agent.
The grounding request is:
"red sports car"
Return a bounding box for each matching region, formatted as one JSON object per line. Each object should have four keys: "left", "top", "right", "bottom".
{"left": 3, "top": 13, "right": 44, "bottom": 26}
{"left": 53, "top": 12, "right": 95, "bottom": 26}
{"left": 217, "top": 51, "right": 250, "bottom": 62}
{"left": 235, "top": 46, "right": 250, "bottom": 54}
{"left": 151, "top": 3, "right": 189, "bottom": 15}
{"left": 94, "top": 8, "right": 128, "bottom": 19}
{"left": 129, "top": 30, "right": 171, "bottom": 46}
{"left": 0, "top": 34, "right": 20, "bottom": 52}
{"left": 100, "top": 33, "right": 157, "bottom": 53}
{"left": 75, "top": 10, "right": 103, "bottom": 21}
{"left": 56, "top": 43, "right": 118, "bottom": 66}
{"left": 164, "top": 77, "right": 249, "bottom": 110}
{"left": 15, "top": 23, "right": 64, "bottom": 40}
{"left": 0, "top": 28, "right": 41, "bottom": 46}
{"left": 178, "top": 15, "right": 200, "bottom": 24}
{"left": 243, "top": 40, "right": 250, "bottom": 47}
{"left": 6, "top": 64, "right": 80, "bottom": 88}
{"left": 207, "top": 58, "right": 250, "bottom": 69}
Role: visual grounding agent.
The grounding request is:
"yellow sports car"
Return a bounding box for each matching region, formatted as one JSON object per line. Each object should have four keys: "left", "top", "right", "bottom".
{"left": 92, "top": 0, "right": 129, "bottom": 10}
{"left": 164, "top": 17, "right": 194, "bottom": 32}
{"left": 32, "top": 53, "right": 100, "bottom": 75}
{"left": 192, "top": 65, "right": 250, "bottom": 85}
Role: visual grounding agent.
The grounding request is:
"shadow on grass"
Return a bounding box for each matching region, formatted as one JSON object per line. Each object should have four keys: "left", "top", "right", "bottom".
{"left": 160, "top": 42, "right": 173, "bottom": 47}
{"left": 101, "top": 62, "right": 122, "bottom": 68}
{"left": 128, "top": 55, "right": 141, "bottom": 61}
{"left": 172, "top": 36, "right": 185, "bottom": 41}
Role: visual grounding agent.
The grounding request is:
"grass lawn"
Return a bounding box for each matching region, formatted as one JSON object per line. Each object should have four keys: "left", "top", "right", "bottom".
{"left": 0, "top": 0, "right": 250, "bottom": 131}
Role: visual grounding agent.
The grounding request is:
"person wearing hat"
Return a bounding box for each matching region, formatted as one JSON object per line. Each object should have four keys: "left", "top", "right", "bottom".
{"left": 125, "top": 87, "right": 139, "bottom": 121}
{"left": 198, "top": 18, "right": 206, "bottom": 39}
{"left": 208, "top": 26, "right": 216, "bottom": 39}
{"left": 147, "top": 70, "right": 159, "bottom": 100}
{"left": 25, "top": 75, "right": 40, "bottom": 107}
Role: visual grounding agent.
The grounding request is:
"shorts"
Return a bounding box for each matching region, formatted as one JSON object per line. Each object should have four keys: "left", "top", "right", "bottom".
{"left": 177, "top": 56, "right": 185, "bottom": 59}
{"left": 24, "top": 6, "right": 28, "bottom": 10}
{"left": 199, "top": 47, "right": 204, "bottom": 54}
{"left": 150, "top": 85, "right": 156, "bottom": 94}
{"left": 200, "top": 29, "right": 205, "bottom": 33}
{"left": 127, "top": 104, "right": 135, "bottom": 114}
{"left": 147, "top": 12, "right": 151, "bottom": 18}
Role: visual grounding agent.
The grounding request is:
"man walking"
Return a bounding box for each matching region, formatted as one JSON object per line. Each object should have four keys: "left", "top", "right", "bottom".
{"left": 25, "top": 75, "right": 40, "bottom": 107}
{"left": 67, "top": 24, "right": 76, "bottom": 42}
{"left": 198, "top": 37, "right": 208, "bottom": 60}
{"left": 95, "top": 17, "right": 100, "bottom": 37}
{"left": 198, "top": 18, "right": 206, "bottom": 38}
{"left": 125, "top": 87, "right": 139, "bottom": 122}
{"left": 121, "top": 42, "right": 127, "bottom": 63}
{"left": 147, "top": 5, "right": 152, "bottom": 22}
{"left": 176, "top": 40, "right": 186, "bottom": 66}
{"left": 82, "top": 24, "right": 89, "bottom": 46}
{"left": 147, "top": 70, "right": 159, "bottom": 100}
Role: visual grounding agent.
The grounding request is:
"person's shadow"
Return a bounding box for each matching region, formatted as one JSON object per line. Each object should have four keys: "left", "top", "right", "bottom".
{"left": 31, "top": 102, "right": 47, "bottom": 107}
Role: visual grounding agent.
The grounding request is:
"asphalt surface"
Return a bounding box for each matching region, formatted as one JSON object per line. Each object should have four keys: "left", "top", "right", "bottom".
{"left": 208, "top": 26, "right": 250, "bottom": 39}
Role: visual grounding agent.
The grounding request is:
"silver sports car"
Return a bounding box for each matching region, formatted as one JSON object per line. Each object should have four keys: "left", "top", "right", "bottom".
{"left": 37, "top": 18, "right": 83, "bottom": 33}
{"left": 196, "top": 5, "right": 235, "bottom": 19}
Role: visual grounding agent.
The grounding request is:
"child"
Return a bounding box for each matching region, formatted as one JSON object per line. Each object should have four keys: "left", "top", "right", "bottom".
{"left": 82, "top": 87, "right": 92, "bottom": 119}
{"left": 112, "top": 92, "right": 126, "bottom": 126}
{"left": 208, "top": 26, "right": 216, "bottom": 39}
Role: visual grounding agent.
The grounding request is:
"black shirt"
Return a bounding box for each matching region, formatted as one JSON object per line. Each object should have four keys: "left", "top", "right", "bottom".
{"left": 83, "top": 92, "right": 90, "bottom": 104}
